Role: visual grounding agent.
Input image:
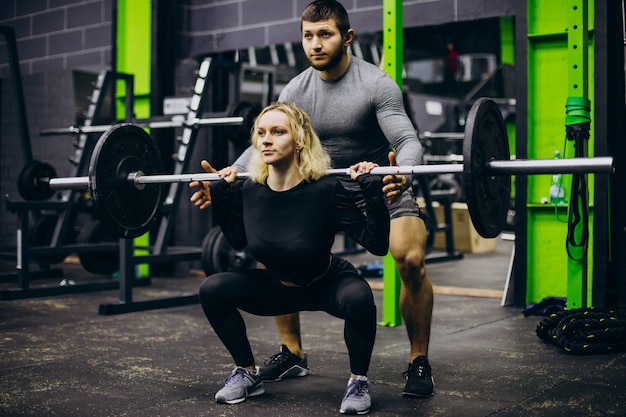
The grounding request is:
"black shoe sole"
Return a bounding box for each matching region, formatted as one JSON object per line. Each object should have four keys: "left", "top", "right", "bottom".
{"left": 260, "top": 365, "right": 309, "bottom": 382}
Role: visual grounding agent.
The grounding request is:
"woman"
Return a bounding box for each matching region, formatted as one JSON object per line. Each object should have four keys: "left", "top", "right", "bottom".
{"left": 197, "top": 102, "right": 389, "bottom": 414}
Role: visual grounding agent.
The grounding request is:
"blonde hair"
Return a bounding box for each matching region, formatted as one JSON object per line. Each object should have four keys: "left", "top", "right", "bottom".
{"left": 248, "top": 102, "right": 331, "bottom": 183}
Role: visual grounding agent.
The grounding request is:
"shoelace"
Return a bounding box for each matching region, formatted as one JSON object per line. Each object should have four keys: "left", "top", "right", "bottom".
{"left": 223, "top": 368, "right": 248, "bottom": 386}
{"left": 346, "top": 380, "right": 369, "bottom": 398}
{"left": 403, "top": 362, "right": 427, "bottom": 379}
{"left": 264, "top": 351, "right": 289, "bottom": 366}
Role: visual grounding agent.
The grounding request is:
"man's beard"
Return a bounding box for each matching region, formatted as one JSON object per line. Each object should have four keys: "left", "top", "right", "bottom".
{"left": 308, "top": 46, "right": 344, "bottom": 72}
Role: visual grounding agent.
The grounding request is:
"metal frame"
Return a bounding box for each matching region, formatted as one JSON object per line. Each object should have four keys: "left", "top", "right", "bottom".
{"left": 98, "top": 57, "right": 249, "bottom": 315}
{"left": 592, "top": 0, "right": 626, "bottom": 307}
{"left": 380, "top": 0, "right": 404, "bottom": 327}
{"left": 564, "top": 0, "right": 590, "bottom": 309}
{"left": 1, "top": 70, "right": 135, "bottom": 300}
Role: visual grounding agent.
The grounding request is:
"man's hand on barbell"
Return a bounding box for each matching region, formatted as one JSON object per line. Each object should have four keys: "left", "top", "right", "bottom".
{"left": 382, "top": 151, "right": 408, "bottom": 204}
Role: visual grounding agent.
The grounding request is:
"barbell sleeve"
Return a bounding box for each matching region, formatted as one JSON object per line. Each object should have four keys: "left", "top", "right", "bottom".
{"left": 48, "top": 176, "right": 90, "bottom": 190}
{"left": 486, "top": 156, "right": 614, "bottom": 175}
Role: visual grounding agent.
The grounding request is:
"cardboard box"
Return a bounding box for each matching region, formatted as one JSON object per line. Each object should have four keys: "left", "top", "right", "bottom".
{"left": 431, "top": 202, "right": 497, "bottom": 253}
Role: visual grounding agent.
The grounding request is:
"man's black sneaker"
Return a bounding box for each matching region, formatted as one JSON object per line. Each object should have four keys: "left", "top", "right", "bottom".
{"left": 258, "top": 344, "right": 309, "bottom": 382}
{"left": 402, "top": 356, "right": 434, "bottom": 397}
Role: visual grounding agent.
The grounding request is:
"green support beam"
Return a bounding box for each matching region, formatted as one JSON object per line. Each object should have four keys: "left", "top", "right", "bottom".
{"left": 565, "top": 0, "right": 591, "bottom": 309}
{"left": 380, "top": 0, "right": 403, "bottom": 327}
{"left": 117, "top": 0, "right": 152, "bottom": 277}
{"left": 525, "top": 0, "right": 594, "bottom": 307}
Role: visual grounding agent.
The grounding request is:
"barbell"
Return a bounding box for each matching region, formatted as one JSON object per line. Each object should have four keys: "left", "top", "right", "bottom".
{"left": 39, "top": 101, "right": 262, "bottom": 136}
{"left": 35, "top": 98, "right": 613, "bottom": 240}
{"left": 39, "top": 115, "right": 245, "bottom": 135}
{"left": 19, "top": 101, "right": 263, "bottom": 201}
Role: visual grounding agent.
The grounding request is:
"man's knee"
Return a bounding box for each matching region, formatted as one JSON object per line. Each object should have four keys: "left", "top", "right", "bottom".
{"left": 389, "top": 217, "right": 428, "bottom": 284}
{"left": 392, "top": 246, "right": 426, "bottom": 280}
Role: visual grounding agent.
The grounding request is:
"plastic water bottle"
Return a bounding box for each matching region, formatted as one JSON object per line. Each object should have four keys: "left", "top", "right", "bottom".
{"left": 549, "top": 150, "right": 566, "bottom": 205}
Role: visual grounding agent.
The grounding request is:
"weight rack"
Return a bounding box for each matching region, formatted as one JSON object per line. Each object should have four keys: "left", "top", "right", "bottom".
{"left": 98, "top": 57, "right": 267, "bottom": 315}
{"left": 3, "top": 70, "right": 138, "bottom": 299}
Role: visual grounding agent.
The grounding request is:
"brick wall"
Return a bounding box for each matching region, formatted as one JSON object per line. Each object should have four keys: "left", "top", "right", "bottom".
{"left": 179, "top": 0, "right": 515, "bottom": 57}
{"left": 0, "top": 0, "right": 113, "bottom": 77}
{"left": 0, "top": 71, "right": 77, "bottom": 248}
{"left": 0, "top": 0, "right": 113, "bottom": 249}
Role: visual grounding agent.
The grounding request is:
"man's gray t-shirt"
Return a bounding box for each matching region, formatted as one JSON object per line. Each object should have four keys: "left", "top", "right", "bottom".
{"left": 233, "top": 55, "right": 423, "bottom": 171}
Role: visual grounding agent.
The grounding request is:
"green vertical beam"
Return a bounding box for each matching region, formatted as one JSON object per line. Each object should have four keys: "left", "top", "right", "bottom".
{"left": 117, "top": 0, "right": 152, "bottom": 277}
{"left": 500, "top": 16, "right": 515, "bottom": 65}
{"left": 566, "top": 1, "right": 588, "bottom": 99}
{"left": 380, "top": 0, "right": 403, "bottom": 327}
{"left": 499, "top": 17, "right": 516, "bottom": 197}
{"left": 117, "top": 0, "right": 151, "bottom": 118}
{"left": 382, "top": 0, "right": 403, "bottom": 88}
{"left": 525, "top": 0, "right": 594, "bottom": 307}
{"left": 565, "top": 0, "right": 590, "bottom": 309}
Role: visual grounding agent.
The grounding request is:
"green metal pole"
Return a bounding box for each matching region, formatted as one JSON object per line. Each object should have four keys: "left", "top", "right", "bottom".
{"left": 380, "top": 0, "right": 403, "bottom": 327}
{"left": 117, "top": 0, "right": 152, "bottom": 278}
{"left": 565, "top": 0, "right": 590, "bottom": 309}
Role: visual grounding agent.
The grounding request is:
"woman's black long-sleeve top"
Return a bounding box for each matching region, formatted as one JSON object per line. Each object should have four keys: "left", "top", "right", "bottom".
{"left": 209, "top": 175, "right": 390, "bottom": 287}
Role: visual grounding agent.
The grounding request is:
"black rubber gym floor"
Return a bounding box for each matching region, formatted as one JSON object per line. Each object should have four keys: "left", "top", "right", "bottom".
{"left": 1, "top": 238, "right": 625, "bottom": 416}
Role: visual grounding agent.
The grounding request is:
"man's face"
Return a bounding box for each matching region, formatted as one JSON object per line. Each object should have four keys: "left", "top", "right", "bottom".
{"left": 301, "top": 19, "right": 346, "bottom": 72}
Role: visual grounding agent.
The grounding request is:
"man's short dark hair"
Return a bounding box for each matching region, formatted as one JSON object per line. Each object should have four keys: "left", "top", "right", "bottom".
{"left": 301, "top": 0, "right": 351, "bottom": 37}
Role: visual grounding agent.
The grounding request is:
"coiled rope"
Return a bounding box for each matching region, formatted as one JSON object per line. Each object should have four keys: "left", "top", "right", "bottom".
{"left": 536, "top": 307, "right": 626, "bottom": 355}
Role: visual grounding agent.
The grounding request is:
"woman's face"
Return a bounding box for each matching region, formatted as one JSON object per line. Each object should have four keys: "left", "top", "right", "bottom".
{"left": 255, "top": 110, "right": 298, "bottom": 169}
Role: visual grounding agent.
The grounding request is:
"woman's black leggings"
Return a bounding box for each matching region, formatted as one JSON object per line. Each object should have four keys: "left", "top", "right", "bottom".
{"left": 198, "top": 256, "right": 376, "bottom": 376}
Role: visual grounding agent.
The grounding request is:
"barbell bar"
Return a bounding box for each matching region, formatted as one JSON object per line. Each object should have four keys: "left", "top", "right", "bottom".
{"left": 40, "top": 100, "right": 262, "bottom": 137}
{"left": 135, "top": 157, "right": 614, "bottom": 182}
{"left": 49, "top": 156, "right": 613, "bottom": 191}
{"left": 39, "top": 115, "right": 245, "bottom": 135}
{"left": 37, "top": 98, "right": 614, "bottom": 240}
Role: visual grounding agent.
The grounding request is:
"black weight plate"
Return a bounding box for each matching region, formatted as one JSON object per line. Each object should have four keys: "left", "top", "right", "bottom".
{"left": 463, "top": 98, "right": 511, "bottom": 239}
{"left": 201, "top": 227, "right": 221, "bottom": 275}
{"left": 201, "top": 226, "right": 256, "bottom": 275}
{"left": 227, "top": 101, "right": 262, "bottom": 148}
{"left": 18, "top": 160, "right": 57, "bottom": 200}
{"left": 89, "top": 124, "right": 164, "bottom": 239}
{"left": 77, "top": 220, "right": 119, "bottom": 276}
{"left": 29, "top": 214, "right": 71, "bottom": 265}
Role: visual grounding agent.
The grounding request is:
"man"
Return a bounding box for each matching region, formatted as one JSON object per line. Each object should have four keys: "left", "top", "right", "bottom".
{"left": 443, "top": 41, "right": 460, "bottom": 95}
{"left": 192, "top": 0, "right": 434, "bottom": 398}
